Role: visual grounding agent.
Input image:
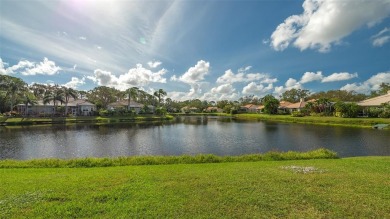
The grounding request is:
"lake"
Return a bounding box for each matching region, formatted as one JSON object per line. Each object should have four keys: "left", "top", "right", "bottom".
{"left": 0, "top": 116, "right": 389, "bottom": 160}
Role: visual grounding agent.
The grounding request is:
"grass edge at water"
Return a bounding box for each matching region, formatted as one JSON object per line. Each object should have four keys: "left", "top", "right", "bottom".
{"left": 0, "top": 148, "right": 338, "bottom": 168}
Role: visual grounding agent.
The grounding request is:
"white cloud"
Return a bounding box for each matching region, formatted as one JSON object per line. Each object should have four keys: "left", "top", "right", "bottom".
{"left": 147, "top": 61, "right": 162, "bottom": 69}
{"left": 89, "top": 64, "right": 167, "bottom": 90}
{"left": 216, "top": 68, "right": 276, "bottom": 84}
{"left": 210, "top": 83, "right": 236, "bottom": 94}
{"left": 322, "top": 72, "right": 358, "bottom": 82}
{"left": 1, "top": 58, "right": 61, "bottom": 76}
{"left": 300, "top": 71, "right": 323, "bottom": 83}
{"left": 0, "top": 58, "right": 7, "bottom": 75}
{"left": 340, "top": 72, "right": 390, "bottom": 93}
{"left": 201, "top": 84, "right": 239, "bottom": 101}
{"left": 371, "top": 27, "right": 390, "bottom": 47}
{"left": 242, "top": 82, "right": 273, "bottom": 95}
{"left": 79, "top": 36, "right": 87, "bottom": 40}
{"left": 21, "top": 58, "right": 61, "bottom": 76}
{"left": 270, "top": 0, "right": 390, "bottom": 52}
{"left": 176, "top": 60, "right": 210, "bottom": 84}
{"left": 63, "top": 77, "right": 86, "bottom": 89}
{"left": 274, "top": 78, "right": 303, "bottom": 95}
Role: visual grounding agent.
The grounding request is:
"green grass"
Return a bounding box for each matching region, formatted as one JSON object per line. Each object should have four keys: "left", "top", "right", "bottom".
{"left": 0, "top": 149, "right": 338, "bottom": 168}
{"left": 235, "top": 113, "right": 390, "bottom": 128}
{"left": 0, "top": 115, "right": 173, "bottom": 126}
{"left": 1, "top": 156, "right": 388, "bottom": 218}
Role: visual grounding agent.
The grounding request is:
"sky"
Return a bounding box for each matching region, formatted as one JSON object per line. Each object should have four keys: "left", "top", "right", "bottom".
{"left": 1, "top": 0, "right": 390, "bottom": 101}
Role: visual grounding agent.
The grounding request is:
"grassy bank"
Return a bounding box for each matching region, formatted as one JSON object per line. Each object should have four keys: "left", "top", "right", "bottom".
{"left": 0, "top": 115, "right": 173, "bottom": 126}
{"left": 0, "top": 149, "right": 337, "bottom": 168}
{"left": 234, "top": 113, "right": 390, "bottom": 128}
{"left": 1, "top": 156, "right": 388, "bottom": 218}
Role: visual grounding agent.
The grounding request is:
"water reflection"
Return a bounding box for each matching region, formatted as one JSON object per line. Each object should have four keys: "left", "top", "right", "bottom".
{"left": 0, "top": 117, "right": 389, "bottom": 160}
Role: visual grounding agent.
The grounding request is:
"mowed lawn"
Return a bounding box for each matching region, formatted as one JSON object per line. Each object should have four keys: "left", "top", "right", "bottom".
{"left": 1, "top": 157, "right": 389, "bottom": 218}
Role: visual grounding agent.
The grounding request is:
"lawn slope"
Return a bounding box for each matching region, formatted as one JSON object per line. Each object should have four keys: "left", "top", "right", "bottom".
{"left": 1, "top": 157, "right": 389, "bottom": 218}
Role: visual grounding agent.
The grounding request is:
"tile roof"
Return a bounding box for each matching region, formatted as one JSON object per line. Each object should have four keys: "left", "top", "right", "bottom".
{"left": 358, "top": 91, "right": 390, "bottom": 106}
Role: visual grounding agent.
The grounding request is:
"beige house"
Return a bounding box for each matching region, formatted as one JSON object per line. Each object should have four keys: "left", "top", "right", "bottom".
{"left": 204, "top": 106, "right": 223, "bottom": 113}
{"left": 240, "top": 104, "right": 260, "bottom": 113}
{"left": 17, "top": 99, "right": 96, "bottom": 116}
{"left": 107, "top": 100, "right": 144, "bottom": 114}
{"left": 285, "top": 99, "right": 315, "bottom": 112}
{"left": 358, "top": 91, "right": 390, "bottom": 107}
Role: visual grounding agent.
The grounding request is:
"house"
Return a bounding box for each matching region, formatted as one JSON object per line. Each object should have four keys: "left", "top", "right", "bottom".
{"left": 256, "top": 105, "right": 265, "bottom": 113}
{"left": 204, "top": 106, "right": 223, "bottom": 113}
{"left": 107, "top": 100, "right": 144, "bottom": 114}
{"left": 358, "top": 91, "right": 390, "bottom": 107}
{"left": 278, "top": 101, "right": 292, "bottom": 113}
{"left": 240, "top": 104, "right": 260, "bottom": 113}
{"left": 17, "top": 99, "right": 96, "bottom": 116}
{"left": 285, "top": 99, "right": 315, "bottom": 112}
{"left": 181, "top": 106, "right": 199, "bottom": 113}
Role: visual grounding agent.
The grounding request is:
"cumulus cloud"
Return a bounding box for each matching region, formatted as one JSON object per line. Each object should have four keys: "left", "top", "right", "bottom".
{"left": 371, "top": 27, "right": 390, "bottom": 47}
{"left": 174, "top": 60, "right": 210, "bottom": 84}
{"left": 0, "top": 58, "right": 6, "bottom": 75}
{"left": 1, "top": 57, "right": 61, "bottom": 75}
{"left": 242, "top": 82, "right": 273, "bottom": 95}
{"left": 322, "top": 72, "right": 358, "bottom": 82}
{"left": 79, "top": 36, "right": 87, "bottom": 40}
{"left": 300, "top": 71, "right": 323, "bottom": 83}
{"left": 147, "top": 61, "right": 162, "bottom": 69}
{"left": 201, "top": 84, "right": 239, "bottom": 101}
{"left": 216, "top": 67, "right": 276, "bottom": 84}
{"left": 63, "top": 77, "right": 86, "bottom": 89}
{"left": 274, "top": 78, "right": 303, "bottom": 95}
{"left": 340, "top": 72, "right": 390, "bottom": 93}
{"left": 270, "top": 0, "right": 390, "bottom": 52}
{"left": 88, "top": 64, "right": 167, "bottom": 90}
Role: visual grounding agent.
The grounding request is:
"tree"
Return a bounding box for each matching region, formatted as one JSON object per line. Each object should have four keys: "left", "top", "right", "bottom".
{"left": 309, "top": 90, "right": 366, "bottom": 102}
{"left": 0, "top": 75, "right": 27, "bottom": 112}
{"left": 153, "top": 89, "right": 167, "bottom": 106}
{"left": 43, "top": 85, "right": 65, "bottom": 115}
{"left": 280, "top": 88, "right": 310, "bottom": 103}
{"left": 370, "top": 83, "right": 390, "bottom": 97}
{"left": 261, "top": 94, "right": 280, "bottom": 114}
{"left": 126, "top": 87, "right": 139, "bottom": 110}
{"left": 63, "top": 87, "right": 78, "bottom": 115}
{"left": 334, "top": 102, "right": 361, "bottom": 118}
{"left": 20, "top": 91, "right": 37, "bottom": 116}
{"left": 87, "top": 86, "right": 118, "bottom": 109}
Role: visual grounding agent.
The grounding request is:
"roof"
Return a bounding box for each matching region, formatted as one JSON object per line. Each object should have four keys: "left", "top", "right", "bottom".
{"left": 358, "top": 91, "right": 390, "bottom": 107}
{"left": 279, "top": 101, "right": 292, "bottom": 108}
{"left": 242, "top": 104, "right": 259, "bottom": 109}
{"left": 285, "top": 99, "right": 316, "bottom": 109}
{"left": 108, "top": 100, "right": 143, "bottom": 108}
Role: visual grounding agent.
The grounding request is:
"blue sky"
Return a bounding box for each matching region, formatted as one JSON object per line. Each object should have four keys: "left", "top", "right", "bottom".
{"left": 1, "top": 0, "right": 390, "bottom": 101}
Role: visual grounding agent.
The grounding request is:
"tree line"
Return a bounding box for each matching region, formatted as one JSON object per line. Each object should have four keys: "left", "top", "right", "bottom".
{"left": 1, "top": 75, "right": 389, "bottom": 116}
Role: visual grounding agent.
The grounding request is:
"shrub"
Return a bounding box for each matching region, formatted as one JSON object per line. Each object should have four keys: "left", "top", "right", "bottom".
{"left": 291, "top": 111, "right": 305, "bottom": 117}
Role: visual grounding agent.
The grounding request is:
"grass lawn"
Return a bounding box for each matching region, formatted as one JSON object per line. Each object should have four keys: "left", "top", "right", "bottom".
{"left": 234, "top": 113, "right": 390, "bottom": 128}
{"left": 1, "top": 157, "right": 389, "bottom": 218}
{"left": 0, "top": 115, "right": 173, "bottom": 126}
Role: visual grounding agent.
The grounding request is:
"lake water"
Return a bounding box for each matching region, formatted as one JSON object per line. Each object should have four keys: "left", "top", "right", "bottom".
{"left": 0, "top": 116, "right": 389, "bottom": 160}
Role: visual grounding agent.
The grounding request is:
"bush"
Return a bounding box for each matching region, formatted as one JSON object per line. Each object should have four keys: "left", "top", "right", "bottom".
{"left": 291, "top": 111, "right": 305, "bottom": 117}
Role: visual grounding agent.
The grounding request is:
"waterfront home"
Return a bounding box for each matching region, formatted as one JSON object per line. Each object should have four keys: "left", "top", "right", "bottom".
{"left": 181, "top": 106, "right": 199, "bottom": 113}
{"left": 107, "top": 100, "right": 144, "bottom": 114}
{"left": 67, "top": 99, "right": 96, "bottom": 116}
{"left": 17, "top": 99, "right": 96, "bottom": 116}
{"left": 285, "top": 99, "right": 315, "bottom": 112}
{"left": 278, "top": 101, "right": 292, "bottom": 112}
{"left": 240, "top": 104, "right": 260, "bottom": 113}
{"left": 204, "top": 106, "right": 223, "bottom": 113}
{"left": 358, "top": 91, "right": 390, "bottom": 107}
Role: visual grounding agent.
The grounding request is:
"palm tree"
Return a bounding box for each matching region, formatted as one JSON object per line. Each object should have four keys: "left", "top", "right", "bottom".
{"left": 1, "top": 76, "right": 26, "bottom": 112}
{"left": 20, "top": 91, "right": 37, "bottom": 116}
{"left": 153, "top": 89, "right": 167, "bottom": 107}
{"left": 43, "top": 85, "right": 64, "bottom": 116}
{"left": 126, "top": 87, "right": 139, "bottom": 110}
{"left": 63, "top": 87, "right": 78, "bottom": 116}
